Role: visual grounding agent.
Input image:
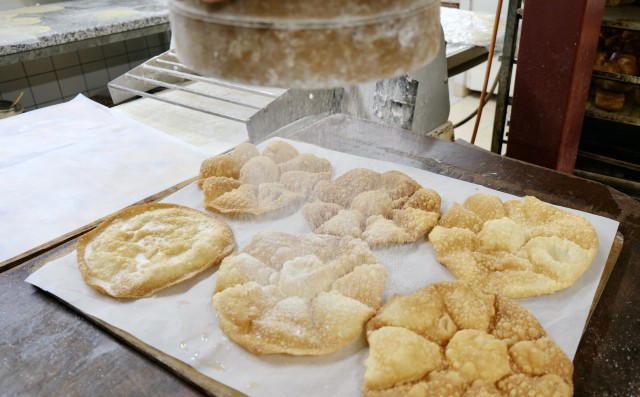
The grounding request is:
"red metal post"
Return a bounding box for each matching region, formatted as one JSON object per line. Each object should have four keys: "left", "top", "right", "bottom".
{"left": 505, "top": 0, "right": 605, "bottom": 173}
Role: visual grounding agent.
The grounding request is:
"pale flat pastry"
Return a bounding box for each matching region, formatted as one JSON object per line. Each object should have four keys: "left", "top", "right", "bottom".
{"left": 213, "top": 232, "right": 387, "bottom": 355}
{"left": 279, "top": 170, "right": 332, "bottom": 197}
{"left": 278, "top": 152, "right": 332, "bottom": 174}
{"left": 302, "top": 201, "right": 343, "bottom": 231}
{"left": 316, "top": 209, "right": 365, "bottom": 238}
{"left": 262, "top": 140, "right": 299, "bottom": 164}
{"left": 350, "top": 190, "right": 393, "bottom": 218}
{"left": 362, "top": 216, "right": 412, "bottom": 246}
{"left": 202, "top": 176, "right": 241, "bottom": 204}
{"left": 197, "top": 154, "right": 239, "bottom": 186}
{"left": 77, "top": 203, "right": 235, "bottom": 299}
{"left": 228, "top": 142, "right": 259, "bottom": 168}
{"left": 380, "top": 170, "right": 421, "bottom": 200}
{"left": 199, "top": 141, "right": 332, "bottom": 218}
{"left": 257, "top": 182, "right": 306, "bottom": 216}
{"left": 364, "top": 281, "right": 573, "bottom": 397}
{"left": 305, "top": 168, "right": 441, "bottom": 247}
{"left": 239, "top": 155, "right": 280, "bottom": 186}
{"left": 428, "top": 193, "right": 599, "bottom": 298}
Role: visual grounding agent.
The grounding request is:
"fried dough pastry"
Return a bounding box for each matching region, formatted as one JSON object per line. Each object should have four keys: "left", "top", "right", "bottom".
{"left": 228, "top": 142, "right": 259, "bottom": 168}
{"left": 304, "top": 169, "right": 441, "bottom": 247}
{"left": 197, "top": 154, "right": 239, "bottom": 187}
{"left": 199, "top": 141, "right": 332, "bottom": 217}
{"left": 213, "top": 232, "right": 387, "bottom": 355}
{"left": 77, "top": 203, "right": 235, "bottom": 299}
{"left": 428, "top": 193, "right": 599, "bottom": 298}
{"left": 262, "top": 140, "right": 300, "bottom": 164}
{"left": 364, "top": 281, "right": 573, "bottom": 397}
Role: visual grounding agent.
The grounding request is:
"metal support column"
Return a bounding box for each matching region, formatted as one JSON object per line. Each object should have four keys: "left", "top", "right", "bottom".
{"left": 491, "top": 0, "right": 522, "bottom": 155}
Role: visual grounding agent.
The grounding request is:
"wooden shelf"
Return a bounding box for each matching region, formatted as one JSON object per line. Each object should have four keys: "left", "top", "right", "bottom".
{"left": 585, "top": 95, "right": 640, "bottom": 126}
{"left": 592, "top": 69, "right": 640, "bottom": 85}
{"left": 602, "top": 5, "right": 640, "bottom": 30}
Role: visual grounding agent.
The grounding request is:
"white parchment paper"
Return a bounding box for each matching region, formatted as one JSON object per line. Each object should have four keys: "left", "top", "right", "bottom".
{"left": 0, "top": 95, "right": 213, "bottom": 265}
{"left": 26, "top": 138, "right": 620, "bottom": 397}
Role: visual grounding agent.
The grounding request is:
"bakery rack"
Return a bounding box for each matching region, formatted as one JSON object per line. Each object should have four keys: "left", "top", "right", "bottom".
{"left": 578, "top": 4, "right": 640, "bottom": 200}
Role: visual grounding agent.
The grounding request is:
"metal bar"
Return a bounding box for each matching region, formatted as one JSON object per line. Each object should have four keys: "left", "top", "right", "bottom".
{"left": 108, "top": 83, "right": 248, "bottom": 123}
{"left": 124, "top": 73, "right": 263, "bottom": 110}
{"left": 490, "top": 0, "right": 522, "bottom": 154}
{"left": 578, "top": 150, "right": 640, "bottom": 172}
{"left": 143, "top": 59, "right": 280, "bottom": 98}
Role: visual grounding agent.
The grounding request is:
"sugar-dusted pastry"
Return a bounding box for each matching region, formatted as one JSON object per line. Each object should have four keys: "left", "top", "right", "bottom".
{"left": 77, "top": 203, "right": 235, "bottom": 299}
{"left": 304, "top": 168, "right": 441, "bottom": 247}
{"left": 429, "top": 193, "right": 599, "bottom": 298}
{"left": 199, "top": 141, "right": 332, "bottom": 217}
{"left": 213, "top": 232, "right": 387, "bottom": 355}
{"left": 363, "top": 281, "right": 573, "bottom": 397}
{"left": 197, "top": 154, "right": 239, "bottom": 186}
{"left": 261, "top": 140, "right": 300, "bottom": 164}
{"left": 228, "top": 142, "right": 259, "bottom": 168}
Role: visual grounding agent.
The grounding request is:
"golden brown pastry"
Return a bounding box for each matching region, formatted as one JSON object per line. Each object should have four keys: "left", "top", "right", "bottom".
{"left": 593, "top": 50, "right": 608, "bottom": 71}
{"left": 363, "top": 281, "right": 574, "bottom": 397}
{"left": 199, "top": 141, "right": 332, "bottom": 217}
{"left": 612, "top": 52, "right": 639, "bottom": 75}
{"left": 594, "top": 87, "right": 626, "bottom": 111}
{"left": 304, "top": 169, "right": 441, "bottom": 247}
{"left": 77, "top": 203, "right": 235, "bottom": 298}
{"left": 429, "top": 193, "right": 598, "bottom": 299}
{"left": 213, "top": 232, "right": 387, "bottom": 355}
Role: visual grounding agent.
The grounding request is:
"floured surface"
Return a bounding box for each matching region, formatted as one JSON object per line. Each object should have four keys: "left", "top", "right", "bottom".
{"left": 26, "top": 138, "right": 620, "bottom": 397}
{"left": 0, "top": 95, "right": 211, "bottom": 266}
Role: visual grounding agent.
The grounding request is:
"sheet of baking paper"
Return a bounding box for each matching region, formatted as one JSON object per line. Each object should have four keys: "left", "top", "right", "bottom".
{"left": 0, "top": 95, "right": 213, "bottom": 265}
{"left": 27, "top": 138, "right": 620, "bottom": 397}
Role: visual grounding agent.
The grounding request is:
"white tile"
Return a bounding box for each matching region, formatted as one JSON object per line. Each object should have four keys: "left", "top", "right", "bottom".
{"left": 0, "top": 63, "right": 25, "bottom": 83}
{"left": 51, "top": 51, "right": 80, "bottom": 69}
{"left": 28, "top": 72, "right": 62, "bottom": 105}
{"left": 81, "top": 60, "right": 109, "bottom": 90}
{"left": 145, "top": 33, "right": 163, "bottom": 48}
{"left": 102, "top": 41, "right": 126, "bottom": 58}
{"left": 127, "top": 49, "right": 150, "bottom": 69}
{"left": 0, "top": 78, "right": 34, "bottom": 108}
{"left": 56, "top": 66, "right": 88, "bottom": 97}
{"left": 125, "top": 37, "right": 148, "bottom": 52}
{"left": 105, "top": 55, "right": 130, "bottom": 80}
{"left": 78, "top": 46, "right": 104, "bottom": 64}
{"left": 148, "top": 46, "right": 167, "bottom": 58}
{"left": 23, "top": 57, "right": 54, "bottom": 75}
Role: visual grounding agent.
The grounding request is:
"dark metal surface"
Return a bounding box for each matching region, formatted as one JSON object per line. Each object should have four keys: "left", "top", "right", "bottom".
{"left": 1, "top": 115, "right": 639, "bottom": 396}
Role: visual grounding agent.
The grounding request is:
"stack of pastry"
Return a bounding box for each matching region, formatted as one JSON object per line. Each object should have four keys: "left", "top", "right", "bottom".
{"left": 213, "top": 232, "right": 387, "bottom": 355}
{"left": 302, "top": 168, "right": 441, "bottom": 247}
{"left": 593, "top": 28, "right": 640, "bottom": 111}
{"left": 363, "top": 281, "right": 575, "bottom": 396}
{"left": 198, "top": 141, "right": 332, "bottom": 217}
{"left": 428, "top": 192, "right": 598, "bottom": 298}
